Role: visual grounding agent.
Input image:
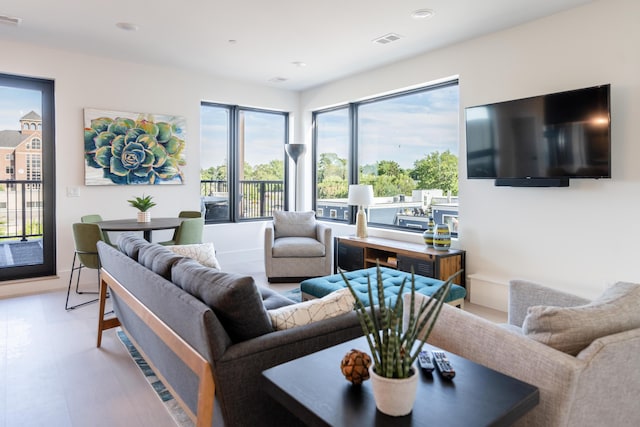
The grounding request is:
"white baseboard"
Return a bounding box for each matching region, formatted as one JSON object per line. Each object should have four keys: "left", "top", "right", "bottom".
{"left": 468, "top": 274, "right": 509, "bottom": 312}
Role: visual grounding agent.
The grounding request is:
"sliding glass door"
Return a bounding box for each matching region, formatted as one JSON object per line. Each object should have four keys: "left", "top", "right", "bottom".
{"left": 0, "top": 73, "right": 56, "bottom": 281}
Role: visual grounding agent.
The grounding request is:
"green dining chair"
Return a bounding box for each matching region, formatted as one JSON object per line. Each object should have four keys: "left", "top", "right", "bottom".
{"left": 157, "top": 210, "right": 202, "bottom": 245}
{"left": 65, "top": 223, "right": 104, "bottom": 310}
{"left": 81, "top": 214, "right": 115, "bottom": 247}
{"left": 158, "top": 217, "right": 204, "bottom": 246}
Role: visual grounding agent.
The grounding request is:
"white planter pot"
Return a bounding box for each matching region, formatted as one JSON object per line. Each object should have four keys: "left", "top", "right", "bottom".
{"left": 369, "top": 365, "right": 419, "bottom": 417}
{"left": 137, "top": 211, "right": 151, "bottom": 223}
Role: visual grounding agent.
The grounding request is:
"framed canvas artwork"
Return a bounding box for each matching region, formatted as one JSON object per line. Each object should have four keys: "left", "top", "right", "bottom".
{"left": 84, "top": 108, "right": 186, "bottom": 185}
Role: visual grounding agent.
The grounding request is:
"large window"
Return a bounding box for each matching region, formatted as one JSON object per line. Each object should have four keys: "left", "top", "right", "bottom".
{"left": 201, "top": 103, "right": 288, "bottom": 223}
{"left": 313, "top": 80, "right": 459, "bottom": 234}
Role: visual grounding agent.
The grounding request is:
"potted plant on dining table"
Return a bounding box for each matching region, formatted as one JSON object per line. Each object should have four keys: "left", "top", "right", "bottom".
{"left": 341, "top": 266, "right": 461, "bottom": 417}
{"left": 128, "top": 194, "right": 156, "bottom": 223}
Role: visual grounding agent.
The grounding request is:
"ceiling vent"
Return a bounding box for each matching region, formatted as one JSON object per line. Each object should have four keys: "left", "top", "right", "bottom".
{"left": 0, "top": 15, "right": 22, "bottom": 26}
{"left": 372, "top": 33, "right": 402, "bottom": 45}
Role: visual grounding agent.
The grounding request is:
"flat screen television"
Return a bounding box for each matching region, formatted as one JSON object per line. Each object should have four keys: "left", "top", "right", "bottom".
{"left": 465, "top": 84, "right": 611, "bottom": 187}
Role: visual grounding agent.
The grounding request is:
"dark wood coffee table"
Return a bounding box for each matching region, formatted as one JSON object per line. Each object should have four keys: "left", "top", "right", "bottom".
{"left": 263, "top": 337, "right": 539, "bottom": 427}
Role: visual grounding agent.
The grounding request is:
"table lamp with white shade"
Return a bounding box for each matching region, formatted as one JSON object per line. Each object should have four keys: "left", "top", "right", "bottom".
{"left": 347, "top": 184, "right": 374, "bottom": 238}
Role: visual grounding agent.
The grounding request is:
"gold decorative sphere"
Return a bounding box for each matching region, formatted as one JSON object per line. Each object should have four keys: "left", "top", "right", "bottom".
{"left": 340, "top": 349, "right": 372, "bottom": 385}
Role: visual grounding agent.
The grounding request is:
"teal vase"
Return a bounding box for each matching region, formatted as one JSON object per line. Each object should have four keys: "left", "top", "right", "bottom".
{"left": 433, "top": 223, "right": 451, "bottom": 251}
{"left": 422, "top": 216, "right": 435, "bottom": 247}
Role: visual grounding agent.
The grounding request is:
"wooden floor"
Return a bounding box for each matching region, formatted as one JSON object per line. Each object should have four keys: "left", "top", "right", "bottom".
{"left": 0, "top": 264, "right": 506, "bottom": 427}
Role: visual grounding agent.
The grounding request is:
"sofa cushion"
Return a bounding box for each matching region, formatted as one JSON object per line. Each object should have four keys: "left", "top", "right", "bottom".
{"left": 260, "top": 287, "right": 296, "bottom": 310}
{"left": 166, "top": 242, "right": 222, "bottom": 270}
{"left": 268, "top": 288, "right": 355, "bottom": 330}
{"left": 272, "top": 237, "right": 326, "bottom": 258}
{"left": 118, "top": 233, "right": 150, "bottom": 260}
{"left": 523, "top": 282, "right": 640, "bottom": 355}
{"left": 138, "top": 243, "right": 185, "bottom": 280}
{"left": 172, "top": 258, "right": 273, "bottom": 342}
{"left": 273, "top": 210, "right": 316, "bottom": 239}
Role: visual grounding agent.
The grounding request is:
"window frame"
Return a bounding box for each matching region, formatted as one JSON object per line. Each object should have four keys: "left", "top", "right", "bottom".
{"left": 0, "top": 72, "right": 56, "bottom": 281}
{"left": 200, "top": 102, "right": 289, "bottom": 224}
{"left": 312, "top": 79, "right": 459, "bottom": 234}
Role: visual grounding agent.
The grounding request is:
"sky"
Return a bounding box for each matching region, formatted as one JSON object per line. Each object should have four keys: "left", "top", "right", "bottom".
{"left": 200, "top": 106, "right": 286, "bottom": 170}
{"left": 0, "top": 86, "right": 41, "bottom": 130}
{"left": 319, "top": 84, "right": 460, "bottom": 169}
{"left": 200, "top": 84, "right": 459, "bottom": 172}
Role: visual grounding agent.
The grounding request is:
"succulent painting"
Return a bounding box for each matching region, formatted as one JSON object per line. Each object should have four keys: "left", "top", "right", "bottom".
{"left": 84, "top": 111, "right": 186, "bottom": 185}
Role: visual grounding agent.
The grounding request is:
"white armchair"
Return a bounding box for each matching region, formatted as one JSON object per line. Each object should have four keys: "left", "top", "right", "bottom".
{"left": 264, "top": 211, "right": 333, "bottom": 282}
{"left": 405, "top": 280, "right": 640, "bottom": 426}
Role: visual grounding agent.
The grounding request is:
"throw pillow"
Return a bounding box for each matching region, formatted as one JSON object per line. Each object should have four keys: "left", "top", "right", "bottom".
{"left": 268, "top": 288, "right": 355, "bottom": 330}
{"left": 523, "top": 282, "right": 640, "bottom": 355}
{"left": 172, "top": 259, "right": 273, "bottom": 342}
{"left": 166, "top": 242, "right": 222, "bottom": 270}
{"left": 273, "top": 210, "right": 317, "bottom": 239}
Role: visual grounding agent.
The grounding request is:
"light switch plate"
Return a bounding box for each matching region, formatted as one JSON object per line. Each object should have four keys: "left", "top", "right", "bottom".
{"left": 67, "top": 186, "right": 80, "bottom": 197}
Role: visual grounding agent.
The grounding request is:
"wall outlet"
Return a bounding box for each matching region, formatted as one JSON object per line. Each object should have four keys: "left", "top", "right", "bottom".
{"left": 67, "top": 186, "right": 80, "bottom": 197}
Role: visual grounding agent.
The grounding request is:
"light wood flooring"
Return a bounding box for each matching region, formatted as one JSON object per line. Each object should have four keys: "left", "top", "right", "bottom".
{"left": 0, "top": 265, "right": 506, "bottom": 427}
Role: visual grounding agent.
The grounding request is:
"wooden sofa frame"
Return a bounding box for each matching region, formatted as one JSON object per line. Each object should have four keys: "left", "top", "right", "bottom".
{"left": 96, "top": 268, "right": 215, "bottom": 427}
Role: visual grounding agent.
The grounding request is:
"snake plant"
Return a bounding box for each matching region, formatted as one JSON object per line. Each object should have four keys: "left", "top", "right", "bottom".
{"left": 341, "top": 266, "right": 462, "bottom": 379}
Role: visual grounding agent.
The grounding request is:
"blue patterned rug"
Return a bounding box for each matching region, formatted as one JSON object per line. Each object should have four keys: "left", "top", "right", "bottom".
{"left": 117, "top": 329, "right": 194, "bottom": 427}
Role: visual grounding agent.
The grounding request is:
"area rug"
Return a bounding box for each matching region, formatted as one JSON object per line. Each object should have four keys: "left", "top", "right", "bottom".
{"left": 117, "top": 329, "right": 194, "bottom": 427}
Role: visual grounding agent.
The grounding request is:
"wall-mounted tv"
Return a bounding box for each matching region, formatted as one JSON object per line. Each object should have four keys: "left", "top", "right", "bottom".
{"left": 465, "top": 84, "right": 611, "bottom": 187}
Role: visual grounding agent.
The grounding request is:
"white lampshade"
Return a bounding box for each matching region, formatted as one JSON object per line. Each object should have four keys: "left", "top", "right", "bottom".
{"left": 347, "top": 185, "right": 374, "bottom": 207}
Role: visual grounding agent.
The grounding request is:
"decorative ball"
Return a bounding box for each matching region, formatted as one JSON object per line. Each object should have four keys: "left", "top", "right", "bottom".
{"left": 340, "top": 349, "right": 372, "bottom": 385}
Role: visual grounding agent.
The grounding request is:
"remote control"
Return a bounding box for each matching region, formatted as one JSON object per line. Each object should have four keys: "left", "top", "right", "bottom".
{"left": 417, "top": 351, "right": 434, "bottom": 372}
{"left": 431, "top": 350, "right": 455, "bottom": 380}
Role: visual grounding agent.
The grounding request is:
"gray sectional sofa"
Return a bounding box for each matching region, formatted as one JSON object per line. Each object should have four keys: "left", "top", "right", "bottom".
{"left": 96, "top": 234, "right": 364, "bottom": 426}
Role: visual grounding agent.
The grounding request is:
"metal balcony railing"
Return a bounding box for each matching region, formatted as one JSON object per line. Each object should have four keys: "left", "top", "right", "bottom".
{"left": 0, "top": 180, "right": 43, "bottom": 241}
{"left": 200, "top": 179, "right": 284, "bottom": 220}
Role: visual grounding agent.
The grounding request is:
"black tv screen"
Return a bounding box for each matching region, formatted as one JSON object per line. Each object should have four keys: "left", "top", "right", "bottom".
{"left": 465, "top": 84, "right": 611, "bottom": 181}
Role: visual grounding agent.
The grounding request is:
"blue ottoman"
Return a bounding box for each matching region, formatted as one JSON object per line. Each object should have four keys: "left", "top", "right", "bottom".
{"left": 300, "top": 267, "right": 466, "bottom": 308}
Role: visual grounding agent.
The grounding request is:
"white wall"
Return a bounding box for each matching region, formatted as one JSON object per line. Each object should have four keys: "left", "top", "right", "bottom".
{"left": 0, "top": 40, "right": 298, "bottom": 297}
{"left": 300, "top": 0, "right": 640, "bottom": 302}
{"left": 2, "top": 0, "right": 638, "bottom": 305}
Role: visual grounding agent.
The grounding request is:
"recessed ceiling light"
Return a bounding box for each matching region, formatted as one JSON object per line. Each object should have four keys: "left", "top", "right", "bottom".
{"left": 291, "top": 61, "right": 306, "bottom": 68}
{"left": 411, "top": 9, "right": 435, "bottom": 19}
{"left": 268, "top": 77, "right": 288, "bottom": 83}
{"left": 0, "top": 15, "right": 22, "bottom": 26}
{"left": 116, "top": 22, "right": 139, "bottom": 31}
{"left": 228, "top": 39, "right": 238, "bottom": 45}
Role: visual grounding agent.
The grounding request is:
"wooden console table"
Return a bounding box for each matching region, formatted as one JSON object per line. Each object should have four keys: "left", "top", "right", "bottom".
{"left": 336, "top": 236, "right": 466, "bottom": 286}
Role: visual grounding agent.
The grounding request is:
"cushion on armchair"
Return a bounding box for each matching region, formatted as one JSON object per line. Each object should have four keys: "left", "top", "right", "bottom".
{"left": 272, "top": 237, "right": 326, "bottom": 257}
{"left": 273, "top": 210, "right": 316, "bottom": 239}
{"left": 523, "top": 281, "right": 640, "bottom": 355}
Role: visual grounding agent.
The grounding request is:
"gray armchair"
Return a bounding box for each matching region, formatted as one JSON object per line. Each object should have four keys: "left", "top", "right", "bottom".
{"left": 405, "top": 280, "right": 640, "bottom": 426}
{"left": 264, "top": 210, "right": 332, "bottom": 282}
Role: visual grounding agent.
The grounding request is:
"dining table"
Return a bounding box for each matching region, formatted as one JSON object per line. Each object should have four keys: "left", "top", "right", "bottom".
{"left": 96, "top": 217, "right": 185, "bottom": 242}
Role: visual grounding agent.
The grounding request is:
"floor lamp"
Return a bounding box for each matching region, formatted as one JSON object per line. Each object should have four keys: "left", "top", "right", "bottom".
{"left": 285, "top": 143, "right": 306, "bottom": 210}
